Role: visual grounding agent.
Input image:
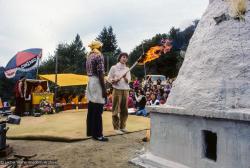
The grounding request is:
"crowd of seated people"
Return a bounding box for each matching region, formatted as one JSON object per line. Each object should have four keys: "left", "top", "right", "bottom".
{"left": 57, "top": 92, "right": 88, "bottom": 111}
{"left": 54, "top": 76, "right": 173, "bottom": 114}
{"left": 104, "top": 76, "right": 174, "bottom": 117}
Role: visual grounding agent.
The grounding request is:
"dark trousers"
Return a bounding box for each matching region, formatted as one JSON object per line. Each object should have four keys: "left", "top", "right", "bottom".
{"left": 86, "top": 101, "right": 104, "bottom": 138}
{"left": 15, "top": 97, "right": 25, "bottom": 116}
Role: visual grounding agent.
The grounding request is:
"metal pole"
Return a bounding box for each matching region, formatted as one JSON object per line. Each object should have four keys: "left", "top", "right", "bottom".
{"left": 54, "top": 54, "right": 58, "bottom": 104}
{"left": 36, "top": 50, "right": 42, "bottom": 79}
{"left": 107, "top": 54, "right": 109, "bottom": 74}
{"left": 36, "top": 57, "right": 40, "bottom": 79}
{"left": 142, "top": 43, "right": 147, "bottom": 80}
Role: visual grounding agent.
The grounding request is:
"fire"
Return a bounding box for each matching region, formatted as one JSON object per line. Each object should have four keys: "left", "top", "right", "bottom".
{"left": 139, "top": 39, "right": 172, "bottom": 64}
{"left": 143, "top": 46, "right": 162, "bottom": 64}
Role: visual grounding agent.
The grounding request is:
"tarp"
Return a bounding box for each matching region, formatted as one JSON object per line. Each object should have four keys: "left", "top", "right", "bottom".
{"left": 39, "top": 74, "right": 88, "bottom": 87}
{"left": 7, "top": 110, "right": 150, "bottom": 142}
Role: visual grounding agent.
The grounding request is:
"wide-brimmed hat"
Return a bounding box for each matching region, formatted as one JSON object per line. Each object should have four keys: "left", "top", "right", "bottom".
{"left": 88, "top": 40, "right": 103, "bottom": 49}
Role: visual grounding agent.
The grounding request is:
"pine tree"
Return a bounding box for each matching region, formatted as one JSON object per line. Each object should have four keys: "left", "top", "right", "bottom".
{"left": 129, "top": 20, "right": 199, "bottom": 78}
{"left": 96, "top": 26, "right": 120, "bottom": 73}
{"left": 39, "top": 34, "right": 87, "bottom": 74}
{"left": 97, "top": 26, "right": 118, "bottom": 53}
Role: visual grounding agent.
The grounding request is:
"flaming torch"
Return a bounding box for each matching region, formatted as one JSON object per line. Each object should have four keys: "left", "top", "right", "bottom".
{"left": 111, "top": 39, "right": 173, "bottom": 83}
{"left": 118, "top": 39, "right": 173, "bottom": 80}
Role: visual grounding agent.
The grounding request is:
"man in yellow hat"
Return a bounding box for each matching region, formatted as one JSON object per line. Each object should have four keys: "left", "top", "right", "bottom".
{"left": 86, "top": 40, "right": 108, "bottom": 142}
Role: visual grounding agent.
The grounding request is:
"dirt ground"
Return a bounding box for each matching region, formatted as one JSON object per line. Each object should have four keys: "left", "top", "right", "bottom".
{"left": 2, "top": 131, "right": 148, "bottom": 168}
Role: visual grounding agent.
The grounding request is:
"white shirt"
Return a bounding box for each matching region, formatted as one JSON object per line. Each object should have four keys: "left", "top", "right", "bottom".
{"left": 108, "top": 62, "right": 131, "bottom": 90}
{"left": 150, "top": 99, "right": 160, "bottom": 106}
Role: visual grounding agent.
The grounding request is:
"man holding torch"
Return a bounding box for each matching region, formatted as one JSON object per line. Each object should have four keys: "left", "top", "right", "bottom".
{"left": 108, "top": 52, "right": 131, "bottom": 134}
{"left": 107, "top": 39, "right": 172, "bottom": 135}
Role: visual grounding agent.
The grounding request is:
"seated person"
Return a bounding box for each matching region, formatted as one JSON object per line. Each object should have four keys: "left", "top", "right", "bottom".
{"left": 149, "top": 94, "right": 160, "bottom": 106}
{"left": 71, "top": 94, "right": 79, "bottom": 109}
{"left": 79, "top": 93, "right": 88, "bottom": 104}
{"left": 145, "top": 92, "right": 151, "bottom": 105}
{"left": 156, "top": 78, "right": 162, "bottom": 85}
{"left": 33, "top": 83, "right": 44, "bottom": 93}
{"left": 127, "top": 95, "right": 135, "bottom": 108}
{"left": 133, "top": 78, "right": 140, "bottom": 90}
{"left": 68, "top": 94, "right": 73, "bottom": 103}
{"left": 71, "top": 94, "right": 78, "bottom": 104}
{"left": 104, "top": 92, "right": 113, "bottom": 111}
{"left": 60, "top": 97, "right": 67, "bottom": 104}
{"left": 159, "top": 97, "right": 166, "bottom": 105}
{"left": 135, "top": 91, "right": 148, "bottom": 117}
{"left": 164, "top": 83, "right": 172, "bottom": 94}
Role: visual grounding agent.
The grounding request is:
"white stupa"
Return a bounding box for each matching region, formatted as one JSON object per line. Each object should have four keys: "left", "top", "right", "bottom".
{"left": 167, "top": 0, "right": 250, "bottom": 112}
{"left": 132, "top": 1, "right": 250, "bottom": 168}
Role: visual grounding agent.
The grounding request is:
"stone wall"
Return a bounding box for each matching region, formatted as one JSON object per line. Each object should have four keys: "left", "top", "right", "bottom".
{"left": 149, "top": 111, "right": 250, "bottom": 168}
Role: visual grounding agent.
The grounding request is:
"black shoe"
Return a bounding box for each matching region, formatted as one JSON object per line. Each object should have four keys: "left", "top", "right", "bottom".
{"left": 93, "top": 136, "right": 109, "bottom": 142}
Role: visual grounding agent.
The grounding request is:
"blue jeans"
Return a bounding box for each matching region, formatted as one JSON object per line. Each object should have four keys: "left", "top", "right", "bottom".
{"left": 136, "top": 108, "right": 147, "bottom": 117}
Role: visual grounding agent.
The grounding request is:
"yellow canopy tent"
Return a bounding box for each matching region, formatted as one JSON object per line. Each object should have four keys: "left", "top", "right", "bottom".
{"left": 39, "top": 74, "right": 88, "bottom": 87}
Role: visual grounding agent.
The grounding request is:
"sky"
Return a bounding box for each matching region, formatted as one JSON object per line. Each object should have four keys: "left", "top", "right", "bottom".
{"left": 0, "top": 0, "right": 208, "bottom": 67}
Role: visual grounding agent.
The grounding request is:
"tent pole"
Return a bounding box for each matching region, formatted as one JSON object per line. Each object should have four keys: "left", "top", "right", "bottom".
{"left": 54, "top": 53, "right": 58, "bottom": 104}
{"left": 36, "top": 57, "right": 40, "bottom": 79}
{"left": 142, "top": 43, "right": 147, "bottom": 80}
{"left": 36, "top": 50, "right": 42, "bottom": 79}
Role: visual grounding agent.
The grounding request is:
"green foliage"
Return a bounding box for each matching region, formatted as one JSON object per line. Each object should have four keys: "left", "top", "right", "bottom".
{"left": 96, "top": 26, "right": 121, "bottom": 74}
{"left": 129, "top": 20, "right": 198, "bottom": 79}
{"left": 39, "top": 34, "right": 87, "bottom": 75}
{"left": 0, "top": 76, "right": 15, "bottom": 100}
{"left": 39, "top": 55, "right": 55, "bottom": 74}
{"left": 97, "top": 26, "right": 118, "bottom": 53}
{"left": 103, "top": 49, "right": 122, "bottom": 74}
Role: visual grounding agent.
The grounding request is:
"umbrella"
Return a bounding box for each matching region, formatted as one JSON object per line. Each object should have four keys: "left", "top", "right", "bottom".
{"left": 4, "top": 48, "right": 42, "bottom": 78}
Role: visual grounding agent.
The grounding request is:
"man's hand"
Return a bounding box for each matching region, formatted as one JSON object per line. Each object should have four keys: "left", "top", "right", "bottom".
{"left": 98, "top": 73, "right": 107, "bottom": 99}
{"left": 123, "top": 76, "right": 128, "bottom": 83}
{"left": 111, "top": 79, "right": 119, "bottom": 84}
{"left": 122, "top": 73, "right": 128, "bottom": 83}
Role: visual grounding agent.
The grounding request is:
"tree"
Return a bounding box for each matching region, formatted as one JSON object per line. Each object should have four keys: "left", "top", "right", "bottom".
{"left": 0, "top": 67, "right": 5, "bottom": 97}
{"left": 0, "top": 75, "right": 16, "bottom": 101}
{"left": 96, "top": 26, "right": 120, "bottom": 74}
{"left": 129, "top": 20, "right": 199, "bottom": 79}
{"left": 39, "top": 34, "right": 87, "bottom": 95}
{"left": 0, "top": 67, "right": 4, "bottom": 79}
{"left": 97, "top": 26, "right": 118, "bottom": 53}
{"left": 39, "top": 34, "right": 87, "bottom": 74}
{"left": 39, "top": 55, "right": 56, "bottom": 74}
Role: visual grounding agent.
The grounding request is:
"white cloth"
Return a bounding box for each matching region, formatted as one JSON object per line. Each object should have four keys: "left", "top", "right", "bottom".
{"left": 86, "top": 76, "right": 105, "bottom": 104}
{"left": 150, "top": 99, "right": 160, "bottom": 106}
{"left": 135, "top": 94, "right": 144, "bottom": 102}
{"left": 107, "top": 62, "right": 131, "bottom": 90}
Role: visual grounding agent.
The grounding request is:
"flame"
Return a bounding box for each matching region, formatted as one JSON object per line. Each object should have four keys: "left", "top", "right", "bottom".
{"left": 139, "top": 39, "right": 172, "bottom": 64}
{"left": 142, "top": 46, "right": 162, "bottom": 64}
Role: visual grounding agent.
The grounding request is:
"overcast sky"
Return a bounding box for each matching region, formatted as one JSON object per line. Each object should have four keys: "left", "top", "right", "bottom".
{"left": 0, "top": 0, "right": 208, "bottom": 67}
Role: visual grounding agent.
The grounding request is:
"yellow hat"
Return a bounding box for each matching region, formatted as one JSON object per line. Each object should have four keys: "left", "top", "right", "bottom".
{"left": 88, "top": 40, "right": 103, "bottom": 49}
